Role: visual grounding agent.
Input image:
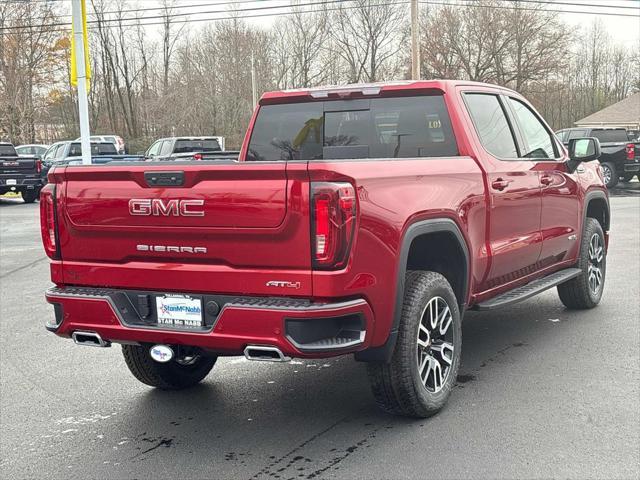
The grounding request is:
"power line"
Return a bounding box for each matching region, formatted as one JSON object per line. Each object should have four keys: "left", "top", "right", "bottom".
{"left": 501, "top": 0, "right": 640, "bottom": 10}
{"left": 0, "top": 0, "right": 409, "bottom": 34}
{"left": 427, "top": 0, "right": 640, "bottom": 17}
{"left": 1, "top": 0, "right": 639, "bottom": 34}
{"left": 1, "top": 0, "right": 364, "bottom": 31}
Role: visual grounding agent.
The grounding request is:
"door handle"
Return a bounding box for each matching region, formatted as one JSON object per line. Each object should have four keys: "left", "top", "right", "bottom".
{"left": 540, "top": 175, "right": 553, "bottom": 186}
{"left": 491, "top": 178, "right": 512, "bottom": 191}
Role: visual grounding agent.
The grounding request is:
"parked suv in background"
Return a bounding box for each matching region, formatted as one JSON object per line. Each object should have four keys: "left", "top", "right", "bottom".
{"left": 41, "top": 81, "right": 609, "bottom": 418}
{"left": 556, "top": 127, "right": 639, "bottom": 187}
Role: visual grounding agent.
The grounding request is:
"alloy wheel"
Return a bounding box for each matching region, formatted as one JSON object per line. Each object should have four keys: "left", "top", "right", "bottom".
{"left": 416, "top": 296, "right": 455, "bottom": 393}
{"left": 601, "top": 165, "right": 612, "bottom": 186}
{"left": 587, "top": 233, "right": 604, "bottom": 294}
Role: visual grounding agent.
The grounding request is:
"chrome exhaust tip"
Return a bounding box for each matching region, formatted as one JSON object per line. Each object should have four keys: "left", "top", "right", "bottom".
{"left": 244, "top": 345, "right": 291, "bottom": 362}
{"left": 71, "top": 331, "right": 110, "bottom": 348}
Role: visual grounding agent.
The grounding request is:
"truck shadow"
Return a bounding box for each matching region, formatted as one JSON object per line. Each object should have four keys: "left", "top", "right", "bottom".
{"left": 95, "top": 293, "right": 595, "bottom": 477}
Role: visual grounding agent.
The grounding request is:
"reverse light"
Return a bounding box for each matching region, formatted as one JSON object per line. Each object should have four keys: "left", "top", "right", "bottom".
{"left": 625, "top": 143, "right": 635, "bottom": 161}
{"left": 39, "top": 184, "right": 60, "bottom": 259}
{"left": 311, "top": 182, "right": 357, "bottom": 270}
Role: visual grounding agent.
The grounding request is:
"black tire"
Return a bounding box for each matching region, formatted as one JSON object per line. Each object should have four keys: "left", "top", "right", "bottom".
{"left": 622, "top": 173, "right": 635, "bottom": 183}
{"left": 367, "top": 271, "right": 462, "bottom": 418}
{"left": 600, "top": 162, "right": 618, "bottom": 188}
{"left": 22, "top": 190, "right": 38, "bottom": 203}
{"left": 122, "top": 344, "right": 216, "bottom": 390}
{"left": 557, "top": 218, "right": 606, "bottom": 309}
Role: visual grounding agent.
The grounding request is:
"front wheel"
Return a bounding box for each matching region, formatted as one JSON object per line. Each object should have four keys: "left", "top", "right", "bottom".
{"left": 557, "top": 218, "right": 606, "bottom": 309}
{"left": 122, "top": 344, "right": 216, "bottom": 390}
{"left": 367, "top": 271, "right": 462, "bottom": 418}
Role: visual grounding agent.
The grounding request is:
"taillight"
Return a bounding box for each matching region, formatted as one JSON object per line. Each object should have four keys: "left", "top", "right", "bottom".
{"left": 40, "top": 184, "right": 60, "bottom": 259}
{"left": 36, "top": 159, "right": 42, "bottom": 173}
{"left": 311, "top": 182, "right": 357, "bottom": 269}
{"left": 193, "top": 153, "right": 203, "bottom": 161}
{"left": 626, "top": 143, "right": 635, "bottom": 161}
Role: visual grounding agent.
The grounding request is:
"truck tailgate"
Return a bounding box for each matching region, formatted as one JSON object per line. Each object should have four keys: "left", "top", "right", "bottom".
{"left": 0, "top": 157, "right": 37, "bottom": 174}
{"left": 53, "top": 162, "right": 312, "bottom": 296}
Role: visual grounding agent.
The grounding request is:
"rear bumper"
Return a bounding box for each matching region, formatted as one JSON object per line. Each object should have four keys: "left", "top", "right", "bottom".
{"left": 45, "top": 287, "right": 374, "bottom": 358}
{"left": 623, "top": 162, "right": 640, "bottom": 173}
{"left": 0, "top": 174, "right": 43, "bottom": 191}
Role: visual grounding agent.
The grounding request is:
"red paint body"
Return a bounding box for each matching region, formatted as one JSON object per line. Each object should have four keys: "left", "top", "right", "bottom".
{"left": 42, "top": 80, "right": 608, "bottom": 358}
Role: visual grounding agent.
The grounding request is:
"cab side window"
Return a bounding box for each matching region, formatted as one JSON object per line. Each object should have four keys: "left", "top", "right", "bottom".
{"left": 507, "top": 98, "right": 559, "bottom": 159}
{"left": 464, "top": 93, "right": 518, "bottom": 159}
{"left": 146, "top": 140, "right": 162, "bottom": 157}
{"left": 159, "top": 140, "right": 173, "bottom": 156}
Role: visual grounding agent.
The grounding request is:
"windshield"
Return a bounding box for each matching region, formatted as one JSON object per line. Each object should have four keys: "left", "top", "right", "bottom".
{"left": 246, "top": 95, "right": 458, "bottom": 161}
{"left": 174, "top": 139, "right": 221, "bottom": 153}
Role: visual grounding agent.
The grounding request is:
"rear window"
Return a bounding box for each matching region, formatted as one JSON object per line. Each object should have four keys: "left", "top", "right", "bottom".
{"left": 0, "top": 144, "right": 17, "bottom": 156}
{"left": 68, "top": 142, "right": 118, "bottom": 156}
{"left": 591, "top": 129, "right": 629, "bottom": 143}
{"left": 246, "top": 95, "right": 458, "bottom": 161}
{"left": 174, "top": 139, "right": 221, "bottom": 153}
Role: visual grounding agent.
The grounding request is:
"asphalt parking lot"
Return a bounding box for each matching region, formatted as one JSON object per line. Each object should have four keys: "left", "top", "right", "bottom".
{"left": 0, "top": 188, "right": 638, "bottom": 480}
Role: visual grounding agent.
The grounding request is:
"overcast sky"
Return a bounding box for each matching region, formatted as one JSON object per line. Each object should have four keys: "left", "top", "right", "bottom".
{"left": 62, "top": 0, "right": 640, "bottom": 48}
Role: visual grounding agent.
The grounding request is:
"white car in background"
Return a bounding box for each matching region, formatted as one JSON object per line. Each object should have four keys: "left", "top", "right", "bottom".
{"left": 16, "top": 144, "right": 49, "bottom": 159}
{"left": 74, "top": 134, "right": 125, "bottom": 154}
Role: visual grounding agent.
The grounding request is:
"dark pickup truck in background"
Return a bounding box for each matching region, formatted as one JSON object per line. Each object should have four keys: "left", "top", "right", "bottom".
{"left": 556, "top": 127, "right": 640, "bottom": 187}
{"left": 144, "top": 136, "right": 239, "bottom": 161}
{"left": 0, "top": 142, "right": 43, "bottom": 203}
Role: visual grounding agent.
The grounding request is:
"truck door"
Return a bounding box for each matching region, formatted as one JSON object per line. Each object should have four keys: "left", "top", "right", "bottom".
{"left": 463, "top": 92, "right": 542, "bottom": 291}
{"left": 504, "top": 96, "right": 581, "bottom": 265}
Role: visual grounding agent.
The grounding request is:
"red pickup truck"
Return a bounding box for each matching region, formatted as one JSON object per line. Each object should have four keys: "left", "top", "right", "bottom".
{"left": 41, "top": 80, "right": 609, "bottom": 418}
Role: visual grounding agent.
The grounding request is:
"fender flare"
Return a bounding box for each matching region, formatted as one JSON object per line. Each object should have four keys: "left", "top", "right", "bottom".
{"left": 354, "top": 218, "right": 470, "bottom": 363}
{"left": 583, "top": 189, "right": 610, "bottom": 232}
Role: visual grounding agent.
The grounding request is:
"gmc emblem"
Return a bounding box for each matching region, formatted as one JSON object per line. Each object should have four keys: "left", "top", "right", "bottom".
{"left": 129, "top": 199, "right": 205, "bottom": 217}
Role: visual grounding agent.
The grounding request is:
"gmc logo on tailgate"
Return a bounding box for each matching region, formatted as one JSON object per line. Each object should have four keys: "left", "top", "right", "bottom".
{"left": 129, "top": 199, "right": 205, "bottom": 217}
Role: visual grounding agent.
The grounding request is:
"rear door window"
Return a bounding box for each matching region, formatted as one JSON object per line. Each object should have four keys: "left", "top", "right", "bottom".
{"left": 567, "top": 129, "right": 588, "bottom": 140}
{"left": 591, "top": 129, "right": 629, "bottom": 143}
{"left": 246, "top": 95, "right": 457, "bottom": 161}
{"left": 159, "top": 140, "right": 173, "bottom": 156}
{"left": 464, "top": 93, "right": 518, "bottom": 159}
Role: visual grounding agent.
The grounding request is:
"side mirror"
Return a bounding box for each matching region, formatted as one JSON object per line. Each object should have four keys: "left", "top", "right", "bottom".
{"left": 566, "top": 137, "right": 600, "bottom": 173}
{"left": 568, "top": 137, "right": 600, "bottom": 162}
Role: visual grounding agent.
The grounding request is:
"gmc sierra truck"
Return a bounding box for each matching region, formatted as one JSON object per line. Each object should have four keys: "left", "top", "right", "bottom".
{"left": 0, "top": 142, "right": 43, "bottom": 203}
{"left": 41, "top": 81, "right": 609, "bottom": 418}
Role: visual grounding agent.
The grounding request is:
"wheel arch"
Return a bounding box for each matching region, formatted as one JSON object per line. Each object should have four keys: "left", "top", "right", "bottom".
{"left": 584, "top": 190, "right": 610, "bottom": 232}
{"left": 355, "top": 218, "right": 470, "bottom": 363}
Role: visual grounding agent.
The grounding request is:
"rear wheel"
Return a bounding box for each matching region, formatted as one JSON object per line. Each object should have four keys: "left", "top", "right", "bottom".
{"left": 122, "top": 344, "right": 216, "bottom": 389}
{"left": 600, "top": 162, "right": 618, "bottom": 188}
{"left": 21, "top": 190, "right": 38, "bottom": 203}
{"left": 367, "top": 271, "right": 462, "bottom": 418}
{"left": 557, "top": 218, "right": 606, "bottom": 309}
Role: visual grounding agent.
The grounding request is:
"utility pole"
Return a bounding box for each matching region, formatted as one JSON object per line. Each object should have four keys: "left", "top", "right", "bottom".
{"left": 71, "top": 0, "right": 91, "bottom": 165}
{"left": 251, "top": 52, "right": 258, "bottom": 108}
{"left": 410, "top": 0, "right": 420, "bottom": 80}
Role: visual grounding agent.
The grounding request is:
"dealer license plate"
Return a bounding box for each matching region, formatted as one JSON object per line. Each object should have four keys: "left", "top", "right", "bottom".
{"left": 155, "top": 295, "right": 203, "bottom": 328}
{"left": 6, "top": 179, "right": 17, "bottom": 185}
